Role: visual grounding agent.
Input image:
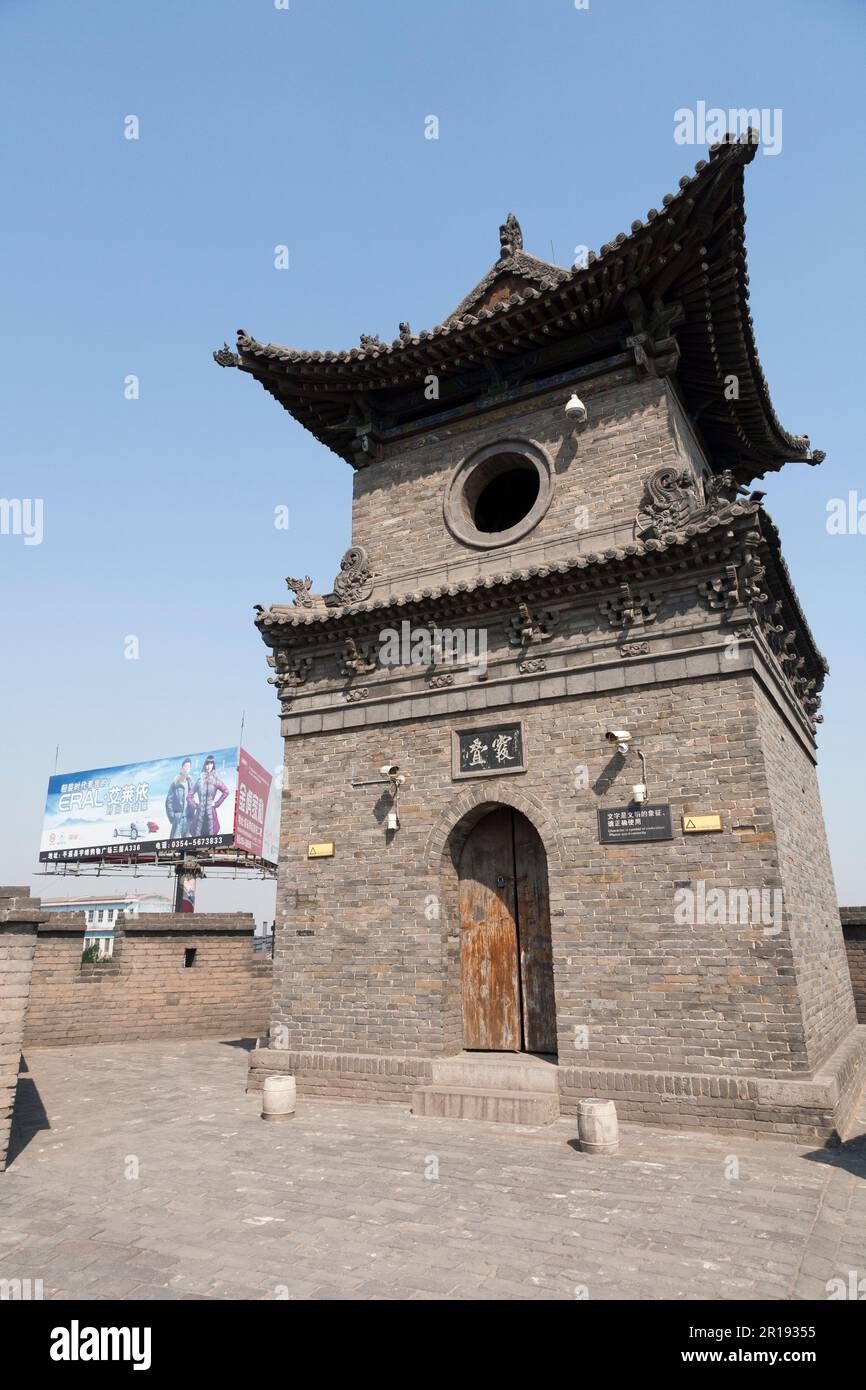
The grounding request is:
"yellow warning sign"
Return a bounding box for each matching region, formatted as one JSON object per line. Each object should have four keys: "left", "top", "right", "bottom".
{"left": 307, "top": 842, "right": 335, "bottom": 858}
{"left": 682, "top": 814, "right": 723, "bottom": 833}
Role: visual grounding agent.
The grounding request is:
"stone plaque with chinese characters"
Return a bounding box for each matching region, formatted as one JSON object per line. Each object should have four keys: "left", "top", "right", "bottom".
{"left": 452, "top": 723, "right": 525, "bottom": 780}
{"left": 598, "top": 803, "right": 673, "bottom": 843}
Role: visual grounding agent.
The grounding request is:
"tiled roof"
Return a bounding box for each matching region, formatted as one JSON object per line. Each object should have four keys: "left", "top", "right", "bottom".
{"left": 254, "top": 500, "right": 827, "bottom": 722}
{"left": 221, "top": 134, "right": 824, "bottom": 480}
{"left": 441, "top": 248, "right": 571, "bottom": 325}
{"left": 254, "top": 500, "right": 757, "bottom": 633}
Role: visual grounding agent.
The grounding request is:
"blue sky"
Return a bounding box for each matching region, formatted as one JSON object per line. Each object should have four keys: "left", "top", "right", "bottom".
{"left": 1, "top": 0, "right": 863, "bottom": 909}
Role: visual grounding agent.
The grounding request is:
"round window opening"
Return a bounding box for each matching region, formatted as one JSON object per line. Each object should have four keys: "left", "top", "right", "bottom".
{"left": 444, "top": 441, "right": 554, "bottom": 549}
{"left": 468, "top": 458, "right": 540, "bottom": 533}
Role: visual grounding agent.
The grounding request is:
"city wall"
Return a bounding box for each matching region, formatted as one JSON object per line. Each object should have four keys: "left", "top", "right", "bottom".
{"left": 0, "top": 888, "right": 43, "bottom": 1172}
{"left": 22, "top": 911, "right": 271, "bottom": 1048}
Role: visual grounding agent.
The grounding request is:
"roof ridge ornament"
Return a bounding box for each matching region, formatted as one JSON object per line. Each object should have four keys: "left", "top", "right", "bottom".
{"left": 213, "top": 342, "right": 239, "bottom": 368}
{"left": 498, "top": 212, "right": 523, "bottom": 260}
{"left": 324, "top": 545, "right": 374, "bottom": 608}
{"left": 285, "top": 575, "right": 314, "bottom": 608}
{"left": 635, "top": 466, "right": 749, "bottom": 542}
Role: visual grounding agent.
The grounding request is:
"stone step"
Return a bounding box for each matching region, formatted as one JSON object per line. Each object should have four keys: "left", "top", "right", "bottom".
{"left": 411, "top": 1084, "right": 560, "bottom": 1126}
{"left": 430, "top": 1052, "right": 558, "bottom": 1093}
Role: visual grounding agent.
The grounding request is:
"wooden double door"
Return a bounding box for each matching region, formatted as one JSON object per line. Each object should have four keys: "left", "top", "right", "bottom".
{"left": 458, "top": 807, "right": 557, "bottom": 1054}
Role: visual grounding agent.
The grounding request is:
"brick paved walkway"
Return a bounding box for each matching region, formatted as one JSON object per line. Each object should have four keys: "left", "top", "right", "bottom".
{"left": 1, "top": 1040, "right": 865, "bottom": 1300}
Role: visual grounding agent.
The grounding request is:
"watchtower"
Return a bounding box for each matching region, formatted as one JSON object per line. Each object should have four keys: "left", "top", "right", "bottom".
{"left": 219, "top": 134, "right": 864, "bottom": 1140}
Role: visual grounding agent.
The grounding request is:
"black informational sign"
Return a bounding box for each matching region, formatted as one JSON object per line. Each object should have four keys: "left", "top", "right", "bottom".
{"left": 456, "top": 723, "right": 524, "bottom": 775}
{"left": 598, "top": 803, "right": 673, "bottom": 843}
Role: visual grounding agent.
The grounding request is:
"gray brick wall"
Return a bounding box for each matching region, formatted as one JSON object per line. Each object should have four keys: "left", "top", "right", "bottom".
{"left": 23, "top": 913, "right": 272, "bottom": 1047}
{"left": 0, "top": 888, "right": 43, "bottom": 1172}
{"left": 272, "top": 672, "right": 822, "bottom": 1079}
{"left": 351, "top": 376, "right": 706, "bottom": 589}
{"left": 756, "top": 689, "right": 857, "bottom": 1069}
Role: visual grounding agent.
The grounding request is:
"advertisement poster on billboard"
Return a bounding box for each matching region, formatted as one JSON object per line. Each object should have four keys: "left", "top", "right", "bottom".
{"left": 261, "top": 763, "right": 281, "bottom": 868}
{"left": 39, "top": 746, "right": 278, "bottom": 865}
{"left": 234, "top": 749, "right": 278, "bottom": 862}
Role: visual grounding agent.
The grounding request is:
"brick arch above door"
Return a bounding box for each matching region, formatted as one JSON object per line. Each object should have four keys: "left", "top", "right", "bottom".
{"left": 424, "top": 782, "right": 567, "bottom": 883}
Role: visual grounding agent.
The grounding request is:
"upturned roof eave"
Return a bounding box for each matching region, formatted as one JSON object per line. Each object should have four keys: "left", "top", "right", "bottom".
{"left": 224, "top": 133, "right": 823, "bottom": 478}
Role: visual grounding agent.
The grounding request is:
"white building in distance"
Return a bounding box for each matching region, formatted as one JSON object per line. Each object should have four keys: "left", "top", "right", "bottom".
{"left": 40, "top": 892, "right": 173, "bottom": 957}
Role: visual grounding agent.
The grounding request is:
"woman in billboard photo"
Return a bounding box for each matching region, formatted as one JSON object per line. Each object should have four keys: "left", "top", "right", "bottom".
{"left": 191, "top": 754, "right": 230, "bottom": 838}
{"left": 165, "top": 757, "right": 194, "bottom": 840}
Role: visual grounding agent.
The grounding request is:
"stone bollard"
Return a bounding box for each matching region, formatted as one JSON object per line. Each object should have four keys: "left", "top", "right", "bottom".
{"left": 577, "top": 1098, "right": 618, "bottom": 1155}
{"left": 261, "top": 1074, "right": 296, "bottom": 1121}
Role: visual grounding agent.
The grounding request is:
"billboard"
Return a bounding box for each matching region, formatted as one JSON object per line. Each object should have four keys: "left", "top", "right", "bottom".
{"left": 39, "top": 747, "right": 279, "bottom": 866}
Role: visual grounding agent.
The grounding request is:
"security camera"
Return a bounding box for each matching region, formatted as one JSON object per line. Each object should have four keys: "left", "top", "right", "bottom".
{"left": 605, "top": 729, "right": 633, "bottom": 755}
{"left": 565, "top": 392, "right": 587, "bottom": 424}
{"left": 379, "top": 763, "right": 400, "bottom": 778}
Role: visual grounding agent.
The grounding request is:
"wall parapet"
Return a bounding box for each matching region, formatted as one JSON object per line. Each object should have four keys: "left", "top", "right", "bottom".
{"left": 0, "top": 886, "right": 45, "bottom": 1172}
{"left": 23, "top": 908, "right": 270, "bottom": 1048}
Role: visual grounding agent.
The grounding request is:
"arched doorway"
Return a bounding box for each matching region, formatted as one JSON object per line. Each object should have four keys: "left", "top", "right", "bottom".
{"left": 458, "top": 806, "right": 557, "bottom": 1054}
